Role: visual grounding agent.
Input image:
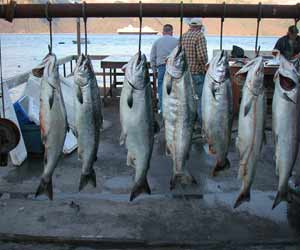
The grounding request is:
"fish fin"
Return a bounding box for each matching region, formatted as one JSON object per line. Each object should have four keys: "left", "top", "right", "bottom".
{"left": 244, "top": 99, "right": 253, "bottom": 117}
{"left": 76, "top": 85, "right": 83, "bottom": 104}
{"left": 130, "top": 177, "right": 151, "bottom": 201}
{"left": 239, "top": 147, "right": 249, "bottom": 164}
{"left": 260, "top": 132, "right": 267, "bottom": 152}
{"left": 119, "top": 131, "right": 126, "bottom": 145}
{"left": 35, "top": 178, "right": 53, "bottom": 200}
{"left": 166, "top": 80, "right": 172, "bottom": 95}
{"left": 165, "top": 144, "right": 172, "bottom": 156}
{"left": 212, "top": 158, "right": 230, "bottom": 177}
{"left": 272, "top": 190, "right": 288, "bottom": 210}
{"left": 234, "top": 189, "right": 251, "bottom": 209}
{"left": 170, "top": 173, "right": 197, "bottom": 190}
{"left": 72, "top": 128, "right": 78, "bottom": 138}
{"left": 274, "top": 134, "right": 279, "bottom": 176}
{"left": 79, "top": 169, "right": 97, "bottom": 191}
{"left": 263, "top": 132, "right": 267, "bottom": 145}
{"left": 211, "top": 87, "right": 216, "bottom": 100}
{"left": 282, "top": 93, "right": 296, "bottom": 104}
{"left": 48, "top": 87, "right": 55, "bottom": 110}
{"left": 127, "top": 89, "right": 133, "bottom": 108}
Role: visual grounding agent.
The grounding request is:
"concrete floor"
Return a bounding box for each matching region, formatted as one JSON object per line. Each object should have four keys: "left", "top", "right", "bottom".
{"left": 0, "top": 95, "right": 300, "bottom": 249}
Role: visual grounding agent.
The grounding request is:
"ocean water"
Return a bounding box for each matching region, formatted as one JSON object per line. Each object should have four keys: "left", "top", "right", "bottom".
{"left": 0, "top": 33, "right": 279, "bottom": 80}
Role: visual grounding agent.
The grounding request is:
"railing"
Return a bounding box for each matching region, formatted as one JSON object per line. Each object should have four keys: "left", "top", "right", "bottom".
{"left": 3, "top": 54, "right": 158, "bottom": 111}
{"left": 4, "top": 55, "right": 109, "bottom": 90}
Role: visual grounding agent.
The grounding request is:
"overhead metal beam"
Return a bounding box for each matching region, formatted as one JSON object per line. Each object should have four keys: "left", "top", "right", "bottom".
{"left": 0, "top": 3, "right": 300, "bottom": 20}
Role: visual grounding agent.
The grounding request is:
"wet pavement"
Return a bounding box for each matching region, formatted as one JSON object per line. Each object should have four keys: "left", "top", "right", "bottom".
{"left": 0, "top": 95, "right": 300, "bottom": 249}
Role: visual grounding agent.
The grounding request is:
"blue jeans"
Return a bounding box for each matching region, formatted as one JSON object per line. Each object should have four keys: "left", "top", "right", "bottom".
{"left": 157, "top": 64, "right": 166, "bottom": 113}
{"left": 192, "top": 73, "right": 205, "bottom": 127}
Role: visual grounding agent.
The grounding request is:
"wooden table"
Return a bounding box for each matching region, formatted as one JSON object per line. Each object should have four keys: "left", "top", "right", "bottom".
{"left": 100, "top": 56, "right": 157, "bottom": 108}
{"left": 230, "top": 63, "right": 278, "bottom": 116}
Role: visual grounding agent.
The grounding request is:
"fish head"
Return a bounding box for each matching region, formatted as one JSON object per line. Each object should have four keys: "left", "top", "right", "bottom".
{"left": 236, "top": 56, "right": 264, "bottom": 95}
{"left": 275, "top": 55, "right": 300, "bottom": 103}
{"left": 125, "top": 53, "right": 149, "bottom": 89}
{"left": 32, "top": 53, "right": 59, "bottom": 83}
{"left": 74, "top": 54, "right": 94, "bottom": 87}
{"left": 165, "top": 46, "right": 187, "bottom": 79}
{"left": 208, "top": 51, "right": 230, "bottom": 83}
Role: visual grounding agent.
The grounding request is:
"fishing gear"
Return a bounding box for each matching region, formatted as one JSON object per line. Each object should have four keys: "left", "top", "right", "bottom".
{"left": 45, "top": 1, "right": 53, "bottom": 54}
{"left": 175, "top": 1, "right": 183, "bottom": 57}
{"left": 82, "top": 1, "right": 88, "bottom": 56}
{"left": 138, "top": 1, "right": 142, "bottom": 61}
{"left": 255, "top": 2, "right": 262, "bottom": 54}
{"left": 220, "top": 2, "right": 226, "bottom": 51}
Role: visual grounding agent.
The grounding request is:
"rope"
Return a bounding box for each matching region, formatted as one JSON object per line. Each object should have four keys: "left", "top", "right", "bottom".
{"left": 83, "top": 1, "right": 88, "bottom": 56}
{"left": 45, "top": 1, "right": 53, "bottom": 54}
{"left": 0, "top": 38, "right": 5, "bottom": 118}
{"left": 179, "top": 1, "right": 183, "bottom": 48}
{"left": 255, "top": 2, "right": 262, "bottom": 53}
{"left": 220, "top": 2, "right": 226, "bottom": 50}
{"left": 4, "top": 0, "right": 16, "bottom": 23}
{"left": 138, "top": 1, "right": 142, "bottom": 60}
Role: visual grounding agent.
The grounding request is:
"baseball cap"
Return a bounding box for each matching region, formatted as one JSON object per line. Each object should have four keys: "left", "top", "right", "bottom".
{"left": 189, "top": 18, "right": 203, "bottom": 26}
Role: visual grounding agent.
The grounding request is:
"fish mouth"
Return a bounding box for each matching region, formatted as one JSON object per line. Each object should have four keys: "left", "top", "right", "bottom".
{"left": 32, "top": 67, "right": 44, "bottom": 78}
{"left": 279, "top": 75, "right": 296, "bottom": 91}
{"left": 75, "top": 54, "right": 93, "bottom": 81}
{"left": 32, "top": 54, "right": 56, "bottom": 78}
{"left": 126, "top": 53, "right": 149, "bottom": 90}
{"left": 166, "top": 47, "right": 185, "bottom": 79}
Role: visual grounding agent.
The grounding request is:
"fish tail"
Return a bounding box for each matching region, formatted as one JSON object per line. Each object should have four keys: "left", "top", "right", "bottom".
{"left": 170, "top": 172, "right": 197, "bottom": 190}
{"left": 234, "top": 189, "right": 251, "bottom": 209}
{"left": 35, "top": 177, "right": 53, "bottom": 200}
{"left": 272, "top": 190, "right": 291, "bottom": 210}
{"left": 130, "top": 177, "right": 151, "bottom": 202}
{"left": 212, "top": 158, "right": 230, "bottom": 177}
{"left": 79, "top": 168, "right": 97, "bottom": 191}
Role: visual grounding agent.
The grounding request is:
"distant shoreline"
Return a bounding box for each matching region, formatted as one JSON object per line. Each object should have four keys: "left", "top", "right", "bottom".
{"left": 0, "top": 32, "right": 280, "bottom": 38}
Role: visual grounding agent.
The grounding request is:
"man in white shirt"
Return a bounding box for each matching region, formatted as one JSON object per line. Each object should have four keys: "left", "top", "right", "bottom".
{"left": 150, "top": 24, "right": 178, "bottom": 113}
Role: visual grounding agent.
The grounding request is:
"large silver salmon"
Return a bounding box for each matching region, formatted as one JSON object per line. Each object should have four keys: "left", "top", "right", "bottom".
{"left": 234, "top": 56, "right": 265, "bottom": 208}
{"left": 272, "top": 54, "right": 300, "bottom": 209}
{"left": 162, "top": 46, "right": 197, "bottom": 189}
{"left": 120, "top": 53, "right": 154, "bottom": 201}
{"left": 32, "top": 54, "right": 68, "bottom": 200}
{"left": 74, "top": 54, "right": 103, "bottom": 191}
{"left": 202, "top": 51, "right": 233, "bottom": 176}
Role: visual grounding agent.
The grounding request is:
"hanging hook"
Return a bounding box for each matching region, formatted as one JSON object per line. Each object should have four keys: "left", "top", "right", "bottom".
{"left": 45, "top": 1, "right": 53, "bottom": 54}
{"left": 0, "top": 38, "right": 5, "bottom": 118}
{"left": 220, "top": 2, "right": 226, "bottom": 51}
{"left": 138, "top": 1, "right": 142, "bottom": 61}
{"left": 255, "top": 2, "right": 262, "bottom": 54}
{"left": 4, "top": 0, "right": 16, "bottom": 23}
{"left": 82, "top": 1, "right": 88, "bottom": 56}
{"left": 295, "top": 3, "right": 300, "bottom": 26}
{"left": 179, "top": 2, "right": 184, "bottom": 50}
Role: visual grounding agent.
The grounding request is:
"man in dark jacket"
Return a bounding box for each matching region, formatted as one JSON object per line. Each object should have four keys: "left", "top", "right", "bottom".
{"left": 274, "top": 25, "right": 300, "bottom": 60}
